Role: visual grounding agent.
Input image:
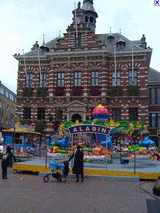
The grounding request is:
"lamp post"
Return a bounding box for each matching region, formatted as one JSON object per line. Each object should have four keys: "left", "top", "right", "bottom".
{"left": 133, "top": 135, "right": 136, "bottom": 174}
{"left": 13, "top": 123, "right": 15, "bottom": 155}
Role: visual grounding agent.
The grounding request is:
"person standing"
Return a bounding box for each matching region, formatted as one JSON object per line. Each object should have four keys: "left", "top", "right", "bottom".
{"left": 6, "top": 144, "right": 12, "bottom": 166}
{"left": 68, "top": 145, "right": 84, "bottom": 182}
{"left": 1, "top": 155, "right": 8, "bottom": 179}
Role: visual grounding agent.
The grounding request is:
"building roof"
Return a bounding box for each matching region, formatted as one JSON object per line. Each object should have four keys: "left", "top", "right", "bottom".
{"left": 148, "top": 67, "right": 160, "bottom": 83}
{"left": 20, "top": 37, "right": 58, "bottom": 57}
{"left": 96, "top": 33, "right": 150, "bottom": 53}
{"left": 82, "top": 0, "right": 95, "bottom": 12}
{"left": 20, "top": 33, "right": 151, "bottom": 58}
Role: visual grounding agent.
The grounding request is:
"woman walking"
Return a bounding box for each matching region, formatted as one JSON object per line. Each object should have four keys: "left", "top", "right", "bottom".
{"left": 68, "top": 145, "right": 84, "bottom": 182}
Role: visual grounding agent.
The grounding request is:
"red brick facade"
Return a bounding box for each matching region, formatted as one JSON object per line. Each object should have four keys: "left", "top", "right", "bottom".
{"left": 14, "top": 1, "right": 151, "bottom": 141}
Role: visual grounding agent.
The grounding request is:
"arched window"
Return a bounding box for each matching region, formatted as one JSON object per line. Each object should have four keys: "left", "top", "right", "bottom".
{"left": 107, "top": 34, "right": 114, "bottom": 42}
{"left": 90, "top": 17, "right": 93, "bottom": 23}
{"left": 71, "top": 114, "right": 82, "bottom": 123}
{"left": 116, "top": 40, "right": 125, "bottom": 49}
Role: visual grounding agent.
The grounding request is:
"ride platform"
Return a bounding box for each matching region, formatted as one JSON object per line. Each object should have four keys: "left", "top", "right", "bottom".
{"left": 12, "top": 155, "right": 160, "bottom": 181}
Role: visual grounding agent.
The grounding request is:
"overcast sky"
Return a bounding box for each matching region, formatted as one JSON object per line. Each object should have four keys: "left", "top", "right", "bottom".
{"left": 0, "top": 0, "right": 159, "bottom": 94}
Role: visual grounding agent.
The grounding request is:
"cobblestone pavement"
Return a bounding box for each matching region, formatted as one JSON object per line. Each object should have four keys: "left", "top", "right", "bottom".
{"left": 0, "top": 167, "right": 159, "bottom": 213}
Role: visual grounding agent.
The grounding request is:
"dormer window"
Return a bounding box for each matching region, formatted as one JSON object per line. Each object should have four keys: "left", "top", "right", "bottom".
{"left": 116, "top": 40, "right": 125, "bottom": 49}
{"left": 85, "top": 16, "right": 88, "bottom": 22}
{"left": 90, "top": 17, "right": 93, "bottom": 23}
{"left": 107, "top": 34, "right": 114, "bottom": 42}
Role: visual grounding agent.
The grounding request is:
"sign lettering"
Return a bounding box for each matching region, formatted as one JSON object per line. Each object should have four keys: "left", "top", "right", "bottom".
{"left": 68, "top": 125, "right": 110, "bottom": 135}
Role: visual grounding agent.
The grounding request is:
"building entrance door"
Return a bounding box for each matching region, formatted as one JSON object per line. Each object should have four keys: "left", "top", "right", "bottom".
{"left": 71, "top": 114, "right": 82, "bottom": 123}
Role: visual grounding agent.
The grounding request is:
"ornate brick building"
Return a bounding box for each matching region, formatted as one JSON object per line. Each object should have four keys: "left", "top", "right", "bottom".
{"left": 14, "top": 0, "right": 153, "bottom": 143}
{"left": 0, "top": 81, "right": 16, "bottom": 131}
{"left": 148, "top": 68, "right": 160, "bottom": 148}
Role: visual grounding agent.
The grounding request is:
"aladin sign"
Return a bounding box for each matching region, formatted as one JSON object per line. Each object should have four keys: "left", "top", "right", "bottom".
{"left": 68, "top": 125, "right": 110, "bottom": 135}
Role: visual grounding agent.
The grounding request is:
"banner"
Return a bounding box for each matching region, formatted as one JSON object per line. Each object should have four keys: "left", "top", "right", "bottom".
{"left": 68, "top": 125, "right": 110, "bottom": 135}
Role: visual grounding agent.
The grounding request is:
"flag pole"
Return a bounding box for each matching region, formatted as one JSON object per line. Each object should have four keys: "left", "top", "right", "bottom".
{"left": 114, "top": 46, "right": 117, "bottom": 85}
{"left": 38, "top": 49, "right": 41, "bottom": 87}
{"left": 132, "top": 43, "right": 134, "bottom": 85}
{"left": 22, "top": 49, "right": 27, "bottom": 75}
{"left": 75, "top": 2, "right": 78, "bottom": 38}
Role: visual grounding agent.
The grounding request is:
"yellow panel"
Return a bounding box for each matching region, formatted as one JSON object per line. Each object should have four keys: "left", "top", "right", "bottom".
{"left": 13, "top": 163, "right": 160, "bottom": 180}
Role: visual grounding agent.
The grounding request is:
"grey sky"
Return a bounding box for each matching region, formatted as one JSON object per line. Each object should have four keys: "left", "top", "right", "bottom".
{"left": 0, "top": 0, "right": 159, "bottom": 94}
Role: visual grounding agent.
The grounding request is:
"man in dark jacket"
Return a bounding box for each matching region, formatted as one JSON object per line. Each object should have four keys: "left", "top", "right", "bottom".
{"left": 68, "top": 145, "right": 84, "bottom": 182}
{"left": 1, "top": 155, "right": 8, "bottom": 179}
{"left": 6, "top": 144, "right": 11, "bottom": 155}
{"left": 6, "top": 144, "right": 13, "bottom": 166}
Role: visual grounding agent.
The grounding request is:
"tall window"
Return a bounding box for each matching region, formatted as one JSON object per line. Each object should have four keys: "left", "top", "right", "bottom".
{"left": 74, "top": 72, "right": 81, "bottom": 86}
{"left": 151, "top": 113, "right": 156, "bottom": 128}
{"left": 57, "top": 72, "right": 64, "bottom": 87}
{"left": 150, "top": 88, "right": 156, "bottom": 105}
{"left": 157, "top": 88, "right": 160, "bottom": 105}
{"left": 112, "top": 109, "right": 121, "bottom": 121}
{"left": 24, "top": 108, "right": 31, "bottom": 119}
{"left": 149, "top": 113, "right": 160, "bottom": 128}
{"left": 91, "top": 71, "right": 99, "bottom": 86}
{"left": 75, "top": 34, "right": 81, "bottom": 48}
{"left": 1, "top": 101, "right": 4, "bottom": 109}
{"left": 10, "top": 94, "right": 13, "bottom": 102}
{"left": 6, "top": 91, "right": 9, "bottom": 98}
{"left": 40, "top": 73, "right": 47, "bottom": 87}
{"left": 26, "top": 73, "right": 33, "bottom": 87}
{"left": 158, "top": 114, "right": 160, "bottom": 128}
{"left": 37, "top": 108, "right": 45, "bottom": 120}
{"left": 112, "top": 71, "right": 121, "bottom": 86}
{"left": 128, "top": 70, "right": 137, "bottom": 85}
{"left": 129, "top": 108, "right": 138, "bottom": 121}
{"left": 0, "top": 87, "right": 4, "bottom": 95}
{"left": 10, "top": 107, "right": 14, "bottom": 120}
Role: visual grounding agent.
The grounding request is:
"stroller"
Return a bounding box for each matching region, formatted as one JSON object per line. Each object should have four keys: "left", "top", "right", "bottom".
{"left": 43, "top": 159, "right": 69, "bottom": 182}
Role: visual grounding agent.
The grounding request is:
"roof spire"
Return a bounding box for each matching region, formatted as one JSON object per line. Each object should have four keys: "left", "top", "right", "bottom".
{"left": 110, "top": 27, "right": 111, "bottom": 33}
{"left": 43, "top": 33, "right": 45, "bottom": 45}
{"left": 83, "top": 0, "right": 93, "bottom": 3}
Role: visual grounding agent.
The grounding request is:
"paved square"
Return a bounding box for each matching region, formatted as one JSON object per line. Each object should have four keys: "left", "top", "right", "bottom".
{"left": 0, "top": 167, "right": 159, "bottom": 213}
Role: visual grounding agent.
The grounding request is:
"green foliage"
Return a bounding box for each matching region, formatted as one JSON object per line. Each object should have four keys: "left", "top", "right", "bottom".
{"left": 35, "top": 120, "right": 45, "bottom": 133}
{"left": 83, "top": 147, "right": 92, "bottom": 151}
{"left": 109, "top": 86, "right": 123, "bottom": 96}
{"left": 64, "top": 121, "right": 74, "bottom": 128}
{"left": 94, "top": 120, "right": 105, "bottom": 126}
{"left": 128, "top": 145, "right": 139, "bottom": 152}
{"left": 23, "top": 87, "right": 33, "bottom": 97}
{"left": 81, "top": 120, "right": 92, "bottom": 125}
{"left": 21, "top": 119, "right": 31, "bottom": 125}
{"left": 37, "top": 87, "right": 41, "bottom": 97}
{"left": 126, "top": 85, "right": 139, "bottom": 96}
{"left": 116, "top": 120, "right": 129, "bottom": 127}
{"left": 37, "top": 87, "right": 48, "bottom": 98}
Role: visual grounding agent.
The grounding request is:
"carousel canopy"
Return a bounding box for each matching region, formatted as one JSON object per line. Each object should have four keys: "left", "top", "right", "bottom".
{"left": 92, "top": 104, "right": 109, "bottom": 120}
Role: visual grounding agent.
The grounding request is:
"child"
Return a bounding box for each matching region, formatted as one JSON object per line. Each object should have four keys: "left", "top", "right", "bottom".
{"left": 1, "top": 155, "right": 8, "bottom": 179}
